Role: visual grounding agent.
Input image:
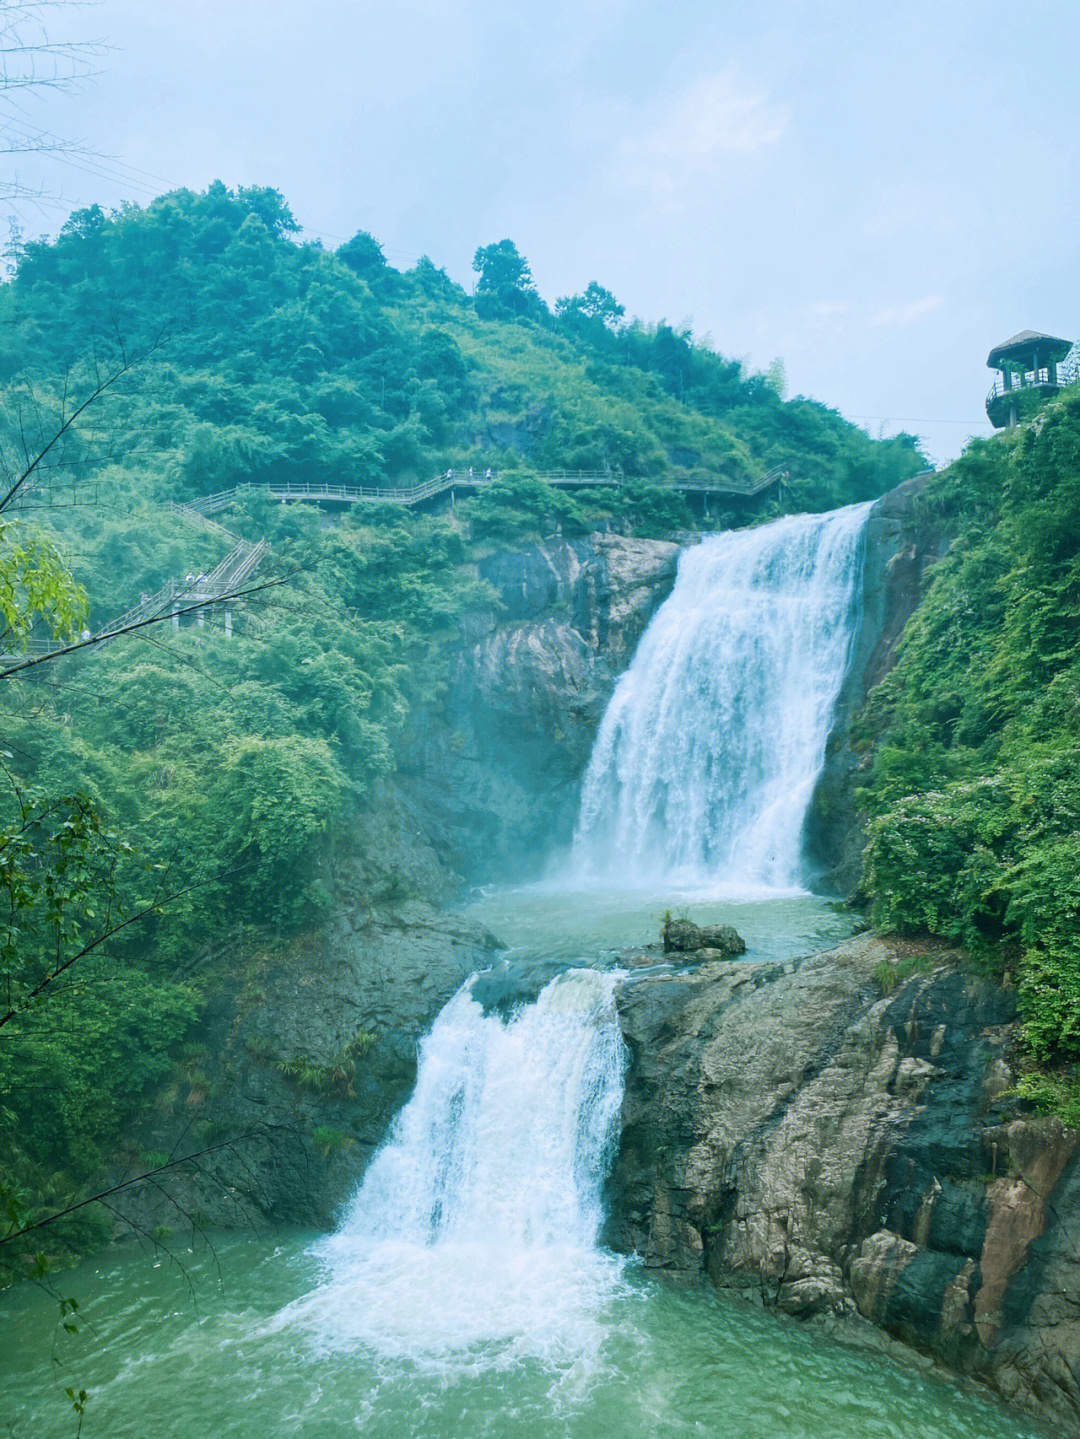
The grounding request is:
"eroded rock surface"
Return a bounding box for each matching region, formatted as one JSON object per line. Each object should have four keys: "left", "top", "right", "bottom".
{"left": 122, "top": 900, "right": 499, "bottom": 1233}
{"left": 805, "top": 473, "right": 952, "bottom": 893}
{"left": 401, "top": 533, "right": 681, "bottom": 880}
{"left": 663, "top": 918, "right": 746, "bottom": 955}
{"left": 611, "top": 935, "right": 1080, "bottom": 1434}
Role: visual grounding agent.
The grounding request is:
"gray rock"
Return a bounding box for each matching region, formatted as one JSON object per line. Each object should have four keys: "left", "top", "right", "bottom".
{"left": 698, "top": 923, "right": 747, "bottom": 955}
{"left": 663, "top": 918, "right": 746, "bottom": 955}
{"left": 400, "top": 533, "right": 680, "bottom": 883}
{"left": 117, "top": 900, "right": 500, "bottom": 1235}
{"left": 610, "top": 935, "right": 1080, "bottom": 1436}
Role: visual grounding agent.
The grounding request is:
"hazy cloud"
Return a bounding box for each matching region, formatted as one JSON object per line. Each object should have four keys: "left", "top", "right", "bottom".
{"left": 628, "top": 69, "right": 789, "bottom": 194}
{"left": 871, "top": 295, "right": 945, "bottom": 328}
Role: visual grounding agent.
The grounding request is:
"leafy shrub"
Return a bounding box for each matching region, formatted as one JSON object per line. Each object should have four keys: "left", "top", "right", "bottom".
{"left": 859, "top": 392, "right": 1080, "bottom": 1078}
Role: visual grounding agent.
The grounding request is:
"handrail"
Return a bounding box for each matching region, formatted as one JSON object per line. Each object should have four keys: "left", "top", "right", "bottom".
{"left": 186, "top": 463, "right": 785, "bottom": 515}
{"left": 987, "top": 369, "right": 1068, "bottom": 404}
{"left": 0, "top": 536, "right": 271, "bottom": 667}
{"left": 166, "top": 499, "right": 242, "bottom": 543}
{"left": 0, "top": 458, "right": 790, "bottom": 666}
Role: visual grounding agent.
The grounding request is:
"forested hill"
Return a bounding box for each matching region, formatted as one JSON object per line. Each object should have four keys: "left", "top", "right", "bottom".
{"left": 2, "top": 182, "right": 924, "bottom": 513}
{"left": 0, "top": 183, "right": 925, "bottom": 1264}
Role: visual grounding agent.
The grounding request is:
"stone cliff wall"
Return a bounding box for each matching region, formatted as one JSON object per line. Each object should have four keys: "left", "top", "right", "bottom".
{"left": 122, "top": 895, "right": 499, "bottom": 1234}
{"left": 611, "top": 938, "right": 1080, "bottom": 1435}
{"left": 804, "top": 473, "right": 952, "bottom": 894}
{"left": 122, "top": 531, "right": 680, "bottom": 1232}
{"left": 398, "top": 532, "right": 681, "bottom": 882}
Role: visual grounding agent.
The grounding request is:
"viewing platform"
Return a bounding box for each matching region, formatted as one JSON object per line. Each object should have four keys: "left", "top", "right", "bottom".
{"left": 985, "top": 331, "right": 1075, "bottom": 428}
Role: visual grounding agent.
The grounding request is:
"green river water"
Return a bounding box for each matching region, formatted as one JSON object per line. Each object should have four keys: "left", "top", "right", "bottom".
{"left": 0, "top": 891, "right": 1049, "bottom": 1439}
{"left": 0, "top": 1226, "right": 1045, "bottom": 1439}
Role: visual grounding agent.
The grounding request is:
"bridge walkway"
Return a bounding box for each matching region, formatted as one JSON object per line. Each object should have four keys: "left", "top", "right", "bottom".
{"left": 0, "top": 465, "right": 785, "bottom": 667}
{"left": 185, "top": 465, "right": 787, "bottom": 517}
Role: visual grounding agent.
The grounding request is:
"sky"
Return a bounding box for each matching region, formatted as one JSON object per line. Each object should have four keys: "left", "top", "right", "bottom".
{"left": 5, "top": 0, "right": 1080, "bottom": 467}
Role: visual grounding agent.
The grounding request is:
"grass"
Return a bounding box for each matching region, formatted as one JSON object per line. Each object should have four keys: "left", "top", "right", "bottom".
{"left": 872, "top": 953, "right": 934, "bottom": 994}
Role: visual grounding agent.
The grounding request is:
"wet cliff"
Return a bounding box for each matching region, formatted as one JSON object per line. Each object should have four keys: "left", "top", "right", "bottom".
{"left": 804, "top": 472, "right": 951, "bottom": 893}
{"left": 611, "top": 938, "right": 1080, "bottom": 1435}
{"left": 122, "top": 531, "right": 681, "bottom": 1232}
{"left": 398, "top": 531, "right": 681, "bottom": 881}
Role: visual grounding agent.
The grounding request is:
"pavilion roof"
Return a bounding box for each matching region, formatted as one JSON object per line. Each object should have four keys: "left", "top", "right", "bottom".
{"left": 987, "top": 330, "right": 1072, "bottom": 367}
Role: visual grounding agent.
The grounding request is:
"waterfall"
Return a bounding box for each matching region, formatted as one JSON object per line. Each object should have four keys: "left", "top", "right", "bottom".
{"left": 277, "top": 968, "right": 628, "bottom": 1364}
{"left": 571, "top": 502, "right": 872, "bottom": 892}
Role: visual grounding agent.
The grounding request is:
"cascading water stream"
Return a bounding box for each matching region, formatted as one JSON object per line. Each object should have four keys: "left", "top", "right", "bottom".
{"left": 277, "top": 968, "right": 628, "bottom": 1365}
{"left": 571, "top": 502, "right": 872, "bottom": 892}
{"left": 2, "top": 499, "right": 1050, "bottom": 1439}
{"left": 280, "top": 505, "right": 871, "bottom": 1370}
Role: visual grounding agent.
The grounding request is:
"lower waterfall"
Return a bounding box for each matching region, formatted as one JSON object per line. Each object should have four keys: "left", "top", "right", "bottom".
{"left": 571, "top": 502, "right": 872, "bottom": 891}
{"left": 279, "top": 968, "right": 628, "bottom": 1364}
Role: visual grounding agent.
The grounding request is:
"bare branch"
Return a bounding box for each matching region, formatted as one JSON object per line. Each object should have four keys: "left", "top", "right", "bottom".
{"left": 0, "top": 1126, "right": 294, "bottom": 1248}
{"left": 0, "top": 561, "right": 309, "bottom": 677}
{"left": 0, "top": 333, "right": 169, "bottom": 513}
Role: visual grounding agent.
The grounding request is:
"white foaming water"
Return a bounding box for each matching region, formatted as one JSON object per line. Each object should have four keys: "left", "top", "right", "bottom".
{"left": 276, "top": 968, "right": 628, "bottom": 1367}
{"left": 571, "top": 502, "right": 872, "bottom": 892}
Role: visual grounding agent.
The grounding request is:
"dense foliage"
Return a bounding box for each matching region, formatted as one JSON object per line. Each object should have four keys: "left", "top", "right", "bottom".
{"left": 859, "top": 390, "right": 1080, "bottom": 1095}
{"left": 2, "top": 185, "right": 925, "bottom": 505}
{"left": 0, "top": 182, "right": 926, "bottom": 1260}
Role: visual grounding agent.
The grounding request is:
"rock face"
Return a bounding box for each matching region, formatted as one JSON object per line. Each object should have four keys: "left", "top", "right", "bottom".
{"left": 804, "top": 473, "right": 953, "bottom": 894}
{"left": 122, "top": 897, "right": 499, "bottom": 1234}
{"left": 610, "top": 936, "right": 1080, "bottom": 1435}
{"left": 399, "top": 532, "right": 681, "bottom": 881}
{"left": 123, "top": 531, "right": 681, "bottom": 1234}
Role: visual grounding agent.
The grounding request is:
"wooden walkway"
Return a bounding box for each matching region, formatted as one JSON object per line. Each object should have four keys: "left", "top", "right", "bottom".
{"left": 0, "top": 511, "right": 269, "bottom": 668}
{"left": 186, "top": 465, "right": 786, "bottom": 517}
{"left": 0, "top": 464, "right": 785, "bottom": 668}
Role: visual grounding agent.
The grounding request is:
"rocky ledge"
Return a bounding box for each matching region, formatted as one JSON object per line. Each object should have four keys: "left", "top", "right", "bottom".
{"left": 120, "top": 900, "right": 499, "bottom": 1235}
{"left": 400, "top": 532, "right": 681, "bottom": 881}
{"left": 610, "top": 935, "right": 1080, "bottom": 1435}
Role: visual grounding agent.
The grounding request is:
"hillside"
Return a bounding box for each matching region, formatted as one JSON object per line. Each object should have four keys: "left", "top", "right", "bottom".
{"left": 0, "top": 183, "right": 927, "bottom": 1267}
{"left": 858, "top": 389, "right": 1080, "bottom": 1117}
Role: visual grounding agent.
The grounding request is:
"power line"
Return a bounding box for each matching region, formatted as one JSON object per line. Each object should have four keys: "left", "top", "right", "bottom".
{"left": 848, "top": 415, "right": 987, "bottom": 426}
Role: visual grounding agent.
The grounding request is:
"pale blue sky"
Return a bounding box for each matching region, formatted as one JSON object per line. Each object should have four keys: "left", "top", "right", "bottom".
{"left": 8, "top": 1, "right": 1080, "bottom": 465}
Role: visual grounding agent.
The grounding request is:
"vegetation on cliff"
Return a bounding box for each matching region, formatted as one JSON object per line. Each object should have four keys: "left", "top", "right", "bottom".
{"left": 0, "top": 182, "right": 925, "bottom": 1262}
{"left": 859, "top": 389, "right": 1080, "bottom": 1103}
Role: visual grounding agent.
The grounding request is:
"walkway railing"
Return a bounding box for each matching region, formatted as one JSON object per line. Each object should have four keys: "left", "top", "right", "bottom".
{"left": 186, "top": 463, "right": 785, "bottom": 517}
{"left": 0, "top": 461, "right": 785, "bottom": 667}
{"left": 0, "top": 535, "right": 270, "bottom": 668}
{"left": 986, "top": 369, "right": 1067, "bottom": 405}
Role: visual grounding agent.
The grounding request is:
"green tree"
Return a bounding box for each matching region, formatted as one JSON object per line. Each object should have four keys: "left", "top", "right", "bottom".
{"left": 472, "top": 239, "right": 544, "bottom": 320}
{"left": 857, "top": 388, "right": 1080, "bottom": 1103}
{"left": 556, "top": 281, "right": 624, "bottom": 330}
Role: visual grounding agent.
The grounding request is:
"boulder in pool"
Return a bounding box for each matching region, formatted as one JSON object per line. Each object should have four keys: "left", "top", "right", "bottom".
{"left": 662, "top": 918, "right": 746, "bottom": 956}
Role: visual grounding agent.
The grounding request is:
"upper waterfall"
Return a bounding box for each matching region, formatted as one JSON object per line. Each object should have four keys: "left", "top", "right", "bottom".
{"left": 571, "top": 502, "right": 872, "bottom": 892}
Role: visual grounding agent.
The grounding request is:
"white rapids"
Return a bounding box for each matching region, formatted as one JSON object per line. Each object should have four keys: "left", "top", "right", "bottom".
{"left": 276, "top": 969, "right": 629, "bottom": 1367}
{"left": 570, "top": 502, "right": 872, "bottom": 893}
